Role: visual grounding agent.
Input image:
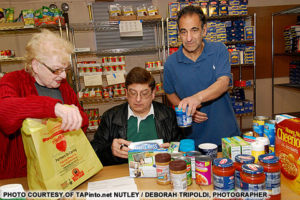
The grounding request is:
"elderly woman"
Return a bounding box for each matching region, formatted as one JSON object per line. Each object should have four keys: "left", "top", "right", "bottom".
{"left": 0, "top": 29, "right": 88, "bottom": 179}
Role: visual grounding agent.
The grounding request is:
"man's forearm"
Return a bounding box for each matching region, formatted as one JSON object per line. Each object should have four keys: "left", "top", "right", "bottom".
{"left": 194, "top": 76, "right": 229, "bottom": 103}
{"left": 166, "top": 93, "right": 181, "bottom": 106}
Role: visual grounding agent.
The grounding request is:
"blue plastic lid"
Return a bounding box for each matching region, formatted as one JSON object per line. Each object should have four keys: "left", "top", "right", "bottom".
{"left": 180, "top": 139, "right": 194, "bottom": 145}
{"left": 214, "top": 158, "right": 233, "bottom": 168}
{"left": 179, "top": 139, "right": 195, "bottom": 152}
{"left": 242, "top": 164, "right": 264, "bottom": 174}
{"left": 235, "top": 154, "right": 255, "bottom": 164}
{"left": 258, "top": 154, "right": 279, "bottom": 164}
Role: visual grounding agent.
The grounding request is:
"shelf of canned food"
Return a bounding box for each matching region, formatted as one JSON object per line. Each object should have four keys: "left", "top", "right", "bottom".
{"left": 274, "top": 83, "right": 300, "bottom": 90}
{"left": 0, "top": 23, "right": 66, "bottom": 34}
{"left": 0, "top": 57, "right": 25, "bottom": 62}
{"left": 74, "top": 46, "right": 163, "bottom": 56}
{"left": 70, "top": 19, "right": 162, "bottom": 32}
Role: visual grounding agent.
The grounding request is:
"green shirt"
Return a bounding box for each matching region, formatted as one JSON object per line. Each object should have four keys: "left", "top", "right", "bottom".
{"left": 127, "top": 115, "right": 158, "bottom": 142}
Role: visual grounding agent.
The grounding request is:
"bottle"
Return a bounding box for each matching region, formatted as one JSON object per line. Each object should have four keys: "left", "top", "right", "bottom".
{"left": 213, "top": 158, "right": 235, "bottom": 191}
{"left": 234, "top": 154, "right": 255, "bottom": 190}
{"left": 155, "top": 153, "right": 171, "bottom": 185}
{"left": 169, "top": 160, "right": 187, "bottom": 191}
{"left": 240, "top": 164, "right": 266, "bottom": 192}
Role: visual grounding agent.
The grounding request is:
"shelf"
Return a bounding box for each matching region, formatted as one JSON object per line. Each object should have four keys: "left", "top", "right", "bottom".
{"left": 224, "top": 40, "right": 254, "bottom": 45}
{"left": 71, "top": 19, "right": 161, "bottom": 31}
{"left": 147, "top": 69, "right": 164, "bottom": 74}
{"left": 0, "top": 57, "right": 25, "bottom": 62}
{"left": 231, "top": 63, "right": 254, "bottom": 67}
{"left": 274, "top": 83, "right": 300, "bottom": 90}
{"left": 75, "top": 47, "right": 162, "bottom": 56}
{"left": 235, "top": 112, "right": 253, "bottom": 117}
{"left": 169, "top": 40, "right": 254, "bottom": 48}
{"left": 168, "top": 14, "right": 251, "bottom": 21}
{"left": 274, "top": 53, "right": 300, "bottom": 57}
{"left": 0, "top": 24, "right": 65, "bottom": 34}
{"left": 229, "top": 86, "right": 253, "bottom": 90}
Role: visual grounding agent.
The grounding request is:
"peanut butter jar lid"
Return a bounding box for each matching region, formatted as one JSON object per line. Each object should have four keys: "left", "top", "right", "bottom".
{"left": 169, "top": 160, "right": 186, "bottom": 171}
{"left": 155, "top": 153, "right": 171, "bottom": 163}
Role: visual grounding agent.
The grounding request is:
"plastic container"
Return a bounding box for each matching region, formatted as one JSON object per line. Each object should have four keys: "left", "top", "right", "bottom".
{"left": 251, "top": 141, "right": 265, "bottom": 163}
{"left": 169, "top": 160, "right": 187, "bottom": 191}
{"left": 240, "top": 164, "right": 266, "bottom": 191}
{"left": 258, "top": 154, "right": 281, "bottom": 200}
{"left": 234, "top": 154, "right": 255, "bottom": 190}
{"left": 256, "top": 137, "right": 270, "bottom": 154}
{"left": 155, "top": 153, "right": 171, "bottom": 185}
{"left": 213, "top": 158, "right": 235, "bottom": 191}
{"left": 179, "top": 139, "right": 195, "bottom": 154}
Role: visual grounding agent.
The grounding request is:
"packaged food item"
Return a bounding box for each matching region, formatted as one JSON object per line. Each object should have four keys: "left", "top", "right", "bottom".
{"left": 175, "top": 107, "right": 192, "bottom": 127}
{"left": 276, "top": 117, "right": 300, "bottom": 194}
{"left": 109, "top": 4, "right": 121, "bottom": 17}
{"left": 199, "top": 1, "right": 209, "bottom": 16}
{"left": 122, "top": 5, "right": 134, "bottom": 16}
{"left": 258, "top": 154, "right": 281, "bottom": 199}
{"left": 169, "top": 160, "right": 187, "bottom": 191}
{"left": 0, "top": 8, "right": 6, "bottom": 23}
{"left": 155, "top": 153, "right": 171, "bottom": 185}
{"left": 173, "top": 156, "right": 192, "bottom": 186}
{"left": 251, "top": 141, "right": 265, "bottom": 163}
{"left": 213, "top": 158, "right": 235, "bottom": 191}
{"left": 21, "top": 118, "right": 103, "bottom": 190}
{"left": 195, "top": 155, "right": 212, "bottom": 185}
{"left": 187, "top": 151, "right": 202, "bottom": 179}
{"left": 5, "top": 8, "right": 14, "bottom": 22}
{"left": 253, "top": 116, "right": 270, "bottom": 137}
{"left": 171, "top": 152, "right": 183, "bottom": 161}
{"left": 256, "top": 137, "right": 270, "bottom": 154}
{"left": 168, "top": 2, "right": 179, "bottom": 19}
{"left": 137, "top": 5, "right": 147, "bottom": 17}
{"left": 231, "top": 136, "right": 252, "bottom": 155}
{"left": 167, "top": 141, "right": 180, "bottom": 153}
{"left": 128, "top": 139, "right": 167, "bottom": 177}
{"left": 208, "top": 0, "right": 219, "bottom": 17}
{"left": 147, "top": 5, "right": 158, "bottom": 16}
{"left": 234, "top": 154, "right": 255, "bottom": 190}
{"left": 222, "top": 137, "right": 241, "bottom": 160}
{"left": 240, "top": 164, "right": 266, "bottom": 192}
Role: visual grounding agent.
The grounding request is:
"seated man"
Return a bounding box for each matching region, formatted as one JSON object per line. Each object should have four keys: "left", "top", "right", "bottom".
{"left": 91, "top": 67, "right": 180, "bottom": 166}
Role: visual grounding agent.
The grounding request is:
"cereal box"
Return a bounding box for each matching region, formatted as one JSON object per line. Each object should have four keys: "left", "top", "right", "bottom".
{"left": 276, "top": 118, "right": 300, "bottom": 194}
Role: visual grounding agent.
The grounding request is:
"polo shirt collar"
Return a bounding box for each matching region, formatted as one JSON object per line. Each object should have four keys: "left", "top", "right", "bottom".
{"left": 128, "top": 103, "right": 154, "bottom": 120}
{"left": 176, "top": 39, "right": 214, "bottom": 64}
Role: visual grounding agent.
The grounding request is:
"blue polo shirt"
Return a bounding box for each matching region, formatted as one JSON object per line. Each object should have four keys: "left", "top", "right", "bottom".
{"left": 164, "top": 39, "right": 239, "bottom": 147}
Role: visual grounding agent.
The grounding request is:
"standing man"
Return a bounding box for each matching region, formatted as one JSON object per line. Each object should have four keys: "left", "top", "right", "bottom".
{"left": 163, "top": 6, "right": 239, "bottom": 149}
{"left": 91, "top": 67, "right": 180, "bottom": 166}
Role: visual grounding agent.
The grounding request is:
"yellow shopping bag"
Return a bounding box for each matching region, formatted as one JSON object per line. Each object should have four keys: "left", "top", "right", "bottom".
{"left": 21, "top": 118, "right": 103, "bottom": 191}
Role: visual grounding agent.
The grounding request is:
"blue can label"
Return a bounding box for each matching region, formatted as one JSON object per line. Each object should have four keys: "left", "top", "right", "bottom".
{"left": 175, "top": 107, "right": 192, "bottom": 127}
{"left": 235, "top": 170, "right": 241, "bottom": 190}
{"left": 213, "top": 174, "right": 235, "bottom": 191}
{"left": 265, "top": 172, "right": 280, "bottom": 195}
{"left": 264, "top": 123, "right": 275, "bottom": 145}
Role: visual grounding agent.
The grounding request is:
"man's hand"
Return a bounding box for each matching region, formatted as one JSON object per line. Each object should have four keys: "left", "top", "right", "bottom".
{"left": 54, "top": 103, "right": 82, "bottom": 131}
{"left": 193, "top": 111, "right": 208, "bottom": 123}
{"left": 111, "top": 138, "right": 131, "bottom": 159}
{"left": 178, "top": 94, "right": 202, "bottom": 116}
{"left": 160, "top": 143, "right": 170, "bottom": 149}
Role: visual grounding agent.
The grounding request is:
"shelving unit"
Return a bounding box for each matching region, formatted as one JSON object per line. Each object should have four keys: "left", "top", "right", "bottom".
{"left": 166, "top": 14, "right": 256, "bottom": 130}
{"left": 271, "top": 6, "right": 300, "bottom": 117}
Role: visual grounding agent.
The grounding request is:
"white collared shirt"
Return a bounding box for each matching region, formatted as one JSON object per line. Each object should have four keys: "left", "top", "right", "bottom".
{"left": 128, "top": 104, "right": 154, "bottom": 132}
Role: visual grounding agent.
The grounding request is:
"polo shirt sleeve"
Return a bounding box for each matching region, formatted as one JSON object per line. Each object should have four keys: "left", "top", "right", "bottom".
{"left": 215, "top": 43, "right": 232, "bottom": 80}
{"left": 163, "top": 61, "right": 176, "bottom": 94}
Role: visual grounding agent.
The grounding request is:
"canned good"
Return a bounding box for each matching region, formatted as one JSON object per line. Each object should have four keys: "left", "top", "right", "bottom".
{"left": 195, "top": 155, "right": 212, "bottom": 185}
{"left": 186, "top": 151, "right": 202, "bottom": 179}
{"left": 171, "top": 152, "right": 183, "bottom": 161}
{"left": 173, "top": 156, "right": 192, "bottom": 186}
{"left": 253, "top": 116, "right": 270, "bottom": 137}
{"left": 264, "top": 120, "right": 275, "bottom": 147}
{"left": 175, "top": 107, "right": 192, "bottom": 127}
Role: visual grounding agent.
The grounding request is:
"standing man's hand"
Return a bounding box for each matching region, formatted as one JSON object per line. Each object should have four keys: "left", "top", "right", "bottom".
{"left": 54, "top": 103, "right": 82, "bottom": 131}
{"left": 193, "top": 111, "right": 208, "bottom": 123}
{"left": 111, "top": 138, "right": 131, "bottom": 159}
{"left": 178, "top": 94, "right": 203, "bottom": 116}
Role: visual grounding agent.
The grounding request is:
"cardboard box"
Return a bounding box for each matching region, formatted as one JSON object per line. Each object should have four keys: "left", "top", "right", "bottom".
{"left": 231, "top": 136, "right": 252, "bottom": 155}
{"left": 128, "top": 148, "right": 167, "bottom": 178}
{"left": 276, "top": 118, "right": 300, "bottom": 194}
{"left": 222, "top": 137, "right": 241, "bottom": 160}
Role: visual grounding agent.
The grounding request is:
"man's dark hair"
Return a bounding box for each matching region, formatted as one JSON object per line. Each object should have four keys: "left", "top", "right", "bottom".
{"left": 125, "top": 67, "right": 156, "bottom": 90}
{"left": 177, "top": 5, "right": 207, "bottom": 28}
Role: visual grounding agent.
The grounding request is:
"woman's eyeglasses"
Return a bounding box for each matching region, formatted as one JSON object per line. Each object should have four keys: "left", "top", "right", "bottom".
{"left": 37, "top": 60, "right": 71, "bottom": 75}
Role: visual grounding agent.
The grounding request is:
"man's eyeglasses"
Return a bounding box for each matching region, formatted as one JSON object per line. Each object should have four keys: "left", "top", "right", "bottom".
{"left": 127, "top": 89, "right": 152, "bottom": 99}
{"left": 37, "top": 60, "right": 71, "bottom": 75}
